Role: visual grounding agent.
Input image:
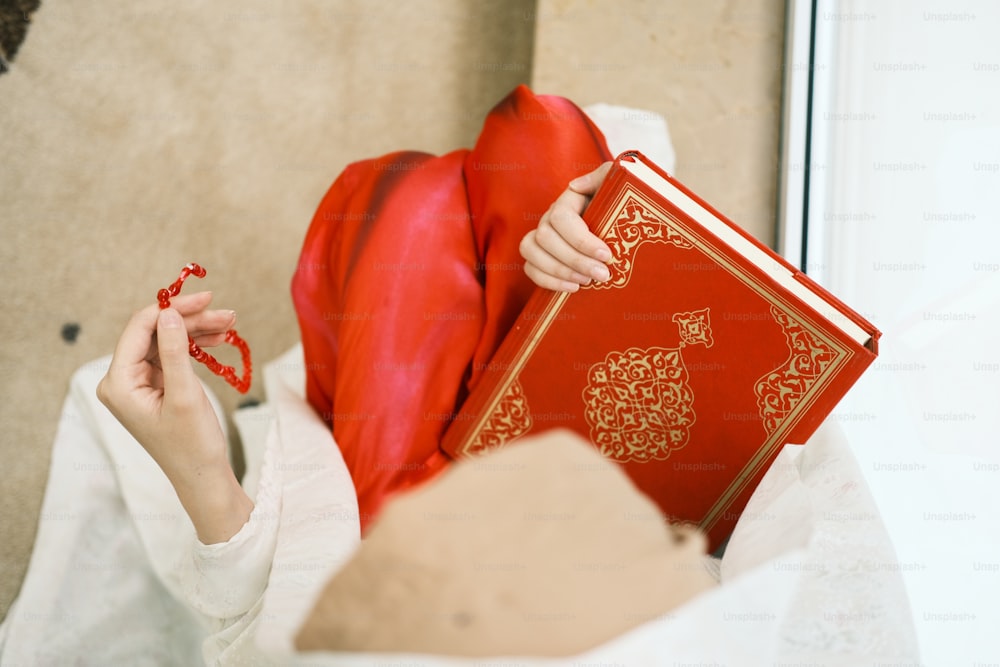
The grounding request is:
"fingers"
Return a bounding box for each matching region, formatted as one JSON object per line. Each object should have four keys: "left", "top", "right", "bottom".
{"left": 544, "top": 202, "right": 613, "bottom": 272}
{"left": 184, "top": 309, "right": 236, "bottom": 339}
{"left": 107, "top": 303, "right": 163, "bottom": 375}
{"left": 170, "top": 291, "right": 214, "bottom": 315}
{"left": 567, "top": 161, "right": 613, "bottom": 196}
{"left": 523, "top": 260, "right": 582, "bottom": 293}
{"left": 190, "top": 332, "right": 229, "bottom": 348}
{"left": 520, "top": 230, "right": 592, "bottom": 285}
{"left": 521, "top": 225, "right": 609, "bottom": 292}
{"left": 544, "top": 174, "right": 613, "bottom": 265}
{"left": 106, "top": 293, "right": 233, "bottom": 373}
{"left": 520, "top": 164, "right": 616, "bottom": 292}
{"left": 156, "top": 308, "right": 201, "bottom": 403}
{"left": 170, "top": 291, "right": 236, "bottom": 337}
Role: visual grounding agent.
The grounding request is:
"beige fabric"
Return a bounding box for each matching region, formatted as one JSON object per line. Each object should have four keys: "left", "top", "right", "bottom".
{"left": 295, "top": 429, "right": 716, "bottom": 657}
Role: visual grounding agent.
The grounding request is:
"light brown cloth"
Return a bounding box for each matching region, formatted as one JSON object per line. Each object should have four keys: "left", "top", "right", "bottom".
{"left": 295, "top": 429, "right": 716, "bottom": 657}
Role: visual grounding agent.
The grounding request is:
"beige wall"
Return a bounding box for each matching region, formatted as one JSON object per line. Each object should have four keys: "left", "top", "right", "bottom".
{"left": 533, "top": 0, "right": 786, "bottom": 244}
{"left": 0, "top": 0, "right": 784, "bottom": 620}
{"left": 0, "top": 0, "right": 537, "bottom": 620}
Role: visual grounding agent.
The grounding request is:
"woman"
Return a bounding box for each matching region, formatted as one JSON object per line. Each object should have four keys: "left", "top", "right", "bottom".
{"left": 96, "top": 86, "right": 618, "bottom": 544}
{"left": 8, "top": 88, "right": 917, "bottom": 666}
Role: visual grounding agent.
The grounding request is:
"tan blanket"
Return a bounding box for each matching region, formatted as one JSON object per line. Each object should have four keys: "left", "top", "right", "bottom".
{"left": 296, "top": 429, "right": 717, "bottom": 657}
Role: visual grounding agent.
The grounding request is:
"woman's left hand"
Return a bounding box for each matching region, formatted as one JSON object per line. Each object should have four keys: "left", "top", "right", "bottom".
{"left": 97, "top": 291, "right": 253, "bottom": 544}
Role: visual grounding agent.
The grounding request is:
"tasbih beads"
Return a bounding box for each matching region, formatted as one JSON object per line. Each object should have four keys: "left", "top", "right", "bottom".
{"left": 157, "top": 263, "right": 253, "bottom": 394}
{"left": 157, "top": 262, "right": 207, "bottom": 308}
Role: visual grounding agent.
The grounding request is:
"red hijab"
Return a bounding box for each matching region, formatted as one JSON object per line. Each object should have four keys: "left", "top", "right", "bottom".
{"left": 292, "top": 86, "right": 611, "bottom": 531}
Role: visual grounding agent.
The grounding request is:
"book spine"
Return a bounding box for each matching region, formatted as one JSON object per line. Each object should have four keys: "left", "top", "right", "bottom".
{"left": 625, "top": 151, "right": 880, "bottom": 346}
{"left": 790, "top": 270, "right": 881, "bottom": 352}
{"left": 784, "top": 344, "right": 878, "bottom": 444}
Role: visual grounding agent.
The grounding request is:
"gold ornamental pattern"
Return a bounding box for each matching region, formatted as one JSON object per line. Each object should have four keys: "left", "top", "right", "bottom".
{"left": 754, "top": 307, "right": 837, "bottom": 434}
{"left": 583, "top": 309, "right": 714, "bottom": 463}
{"left": 672, "top": 308, "right": 714, "bottom": 348}
{"left": 592, "top": 196, "right": 693, "bottom": 289}
{"left": 467, "top": 379, "right": 532, "bottom": 454}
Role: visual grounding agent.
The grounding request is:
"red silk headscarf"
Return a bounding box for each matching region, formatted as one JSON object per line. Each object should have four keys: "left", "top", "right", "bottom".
{"left": 292, "top": 86, "right": 611, "bottom": 531}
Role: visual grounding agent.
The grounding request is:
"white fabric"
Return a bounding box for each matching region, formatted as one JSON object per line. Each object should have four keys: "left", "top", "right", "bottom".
{"left": 0, "top": 359, "right": 206, "bottom": 665}
{"left": 722, "top": 423, "right": 920, "bottom": 662}
{"left": 0, "top": 346, "right": 348, "bottom": 666}
{"left": 0, "top": 345, "right": 920, "bottom": 665}
{"left": 583, "top": 103, "right": 677, "bottom": 174}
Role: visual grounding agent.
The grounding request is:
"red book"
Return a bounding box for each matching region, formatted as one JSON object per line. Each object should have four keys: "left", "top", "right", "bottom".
{"left": 441, "top": 151, "right": 880, "bottom": 549}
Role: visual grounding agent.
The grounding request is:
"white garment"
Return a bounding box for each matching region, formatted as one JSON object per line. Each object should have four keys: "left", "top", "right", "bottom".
{"left": 0, "top": 345, "right": 920, "bottom": 666}
{"left": 0, "top": 346, "right": 359, "bottom": 666}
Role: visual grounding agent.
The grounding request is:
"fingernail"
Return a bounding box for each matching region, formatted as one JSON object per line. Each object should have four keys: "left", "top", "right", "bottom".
{"left": 160, "top": 308, "right": 182, "bottom": 329}
{"left": 568, "top": 175, "right": 588, "bottom": 191}
{"left": 595, "top": 247, "right": 612, "bottom": 262}
{"left": 227, "top": 310, "right": 237, "bottom": 322}
{"left": 592, "top": 265, "right": 611, "bottom": 282}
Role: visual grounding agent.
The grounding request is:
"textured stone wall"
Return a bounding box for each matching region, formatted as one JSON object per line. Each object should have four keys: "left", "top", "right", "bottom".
{"left": 533, "top": 0, "right": 786, "bottom": 243}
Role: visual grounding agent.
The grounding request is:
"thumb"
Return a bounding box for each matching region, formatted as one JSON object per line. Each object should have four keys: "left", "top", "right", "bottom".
{"left": 156, "top": 308, "right": 199, "bottom": 398}
{"left": 568, "top": 161, "right": 613, "bottom": 195}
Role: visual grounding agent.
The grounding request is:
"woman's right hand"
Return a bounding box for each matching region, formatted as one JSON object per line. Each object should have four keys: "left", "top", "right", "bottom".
{"left": 519, "top": 161, "right": 614, "bottom": 292}
{"left": 96, "top": 292, "right": 253, "bottom": 544}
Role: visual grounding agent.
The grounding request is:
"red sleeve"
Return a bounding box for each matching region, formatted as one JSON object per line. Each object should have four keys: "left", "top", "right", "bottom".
{"left": 292, "top": 87, "right": 611, "bottom": 532}
{"left": 292, "top": 150, "right": 483, "bottom": 529}
{"left": 464, "top": 85, "right": 612, "bottom": 389}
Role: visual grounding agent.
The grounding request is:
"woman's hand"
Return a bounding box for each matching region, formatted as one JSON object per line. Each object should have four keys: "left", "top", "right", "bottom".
{"left": 97, "top": 292, "right": 253, "bottom": 544}
{"left": 520, "top": 161, "right": 614, "bottom": 292}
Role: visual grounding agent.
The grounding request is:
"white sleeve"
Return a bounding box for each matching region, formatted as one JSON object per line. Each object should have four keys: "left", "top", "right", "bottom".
{"left": 176, "top": 414, "right": 282, "bottom": 620}
{"left": 82, "top": 359, "right": 282, "bottom": 625}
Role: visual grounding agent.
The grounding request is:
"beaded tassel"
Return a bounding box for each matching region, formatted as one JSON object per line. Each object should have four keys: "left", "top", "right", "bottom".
{"left": 158, "top": 262, "right": 252, "bottom": 393}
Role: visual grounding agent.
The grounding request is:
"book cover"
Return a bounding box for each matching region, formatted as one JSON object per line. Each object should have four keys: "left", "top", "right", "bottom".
{"left": 441, "top": 151, "right": 880, "bottom": 548}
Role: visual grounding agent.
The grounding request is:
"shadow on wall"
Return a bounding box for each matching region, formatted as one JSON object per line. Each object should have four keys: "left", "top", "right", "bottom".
{"left": 0, "top": 0, "right": 42, "bottom": 73}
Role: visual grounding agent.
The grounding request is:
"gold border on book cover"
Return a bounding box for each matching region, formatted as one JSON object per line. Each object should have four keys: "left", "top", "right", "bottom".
{"left": 588, "top": 193, "right": 694, "bottom": 289}
{"left": 468, "top": 379, "right": 532, "bottom": 454}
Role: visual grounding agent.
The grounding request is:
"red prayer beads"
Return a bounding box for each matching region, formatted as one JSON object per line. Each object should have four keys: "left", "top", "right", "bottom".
{"left": 157, "top": 262, "right": 253, "bottom": 394}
